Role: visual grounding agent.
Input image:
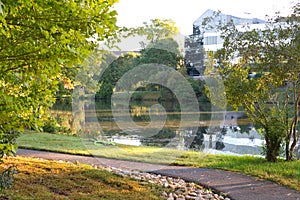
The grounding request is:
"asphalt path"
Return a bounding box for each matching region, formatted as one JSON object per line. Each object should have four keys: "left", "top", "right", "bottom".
{"left": 17, "top": 149, "right": 300, "bottom": 200}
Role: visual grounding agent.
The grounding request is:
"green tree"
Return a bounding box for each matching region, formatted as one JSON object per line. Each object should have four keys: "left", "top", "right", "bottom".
{"left": 215, "top": 3, "right": 300, "bottom": 162}
{"left": 120, "top": 18, "right": 179, "bottom": 49}
{"left": 96, "top": 52, "right": 140, "bottom": 99}
{"left": 140, "top": 38, "right": 181, "bottom": 67}
{"left": 204, "top": 51, "right": 217, "bottom": 75}
{"left": 0, "top": 0, "right": 118, "bottom": 172}
{"left": 96, "top": 20, "right": 181, "bottom": 99}
{"left": 133, "top": 18, "right": 179, "bottom": 44}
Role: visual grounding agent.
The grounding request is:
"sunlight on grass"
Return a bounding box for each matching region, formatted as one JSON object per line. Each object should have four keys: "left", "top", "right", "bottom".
{"left": 17, "top": 131, "right": 300, "bottom": 191}
{"left": 0, "top": 157, "right": 163, "bottom": 199}
{"left": 18, "top": 131, "right": 187, "bottom": 164}
{"left": 174, "top": 152, "right": 300, "bottom": 191}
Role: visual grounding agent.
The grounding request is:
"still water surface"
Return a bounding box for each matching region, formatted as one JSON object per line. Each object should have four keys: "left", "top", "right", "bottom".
{"left": 52, "top": 99, "right": 264, "bottom": 156}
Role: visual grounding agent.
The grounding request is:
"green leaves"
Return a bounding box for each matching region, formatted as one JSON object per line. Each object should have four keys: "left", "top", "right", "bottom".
{"left": 125, "top": 18, "right": 179, "bottom": 45}
{"left": 0, "top": 0, "right": 118, "bottom": 168}
{"left": 214, "top": 3, "right": 300, "bottom": 161}
{"left": 140, "top": 38, "right": 180, "bottom": 67}
{"left": 0, "top": 130, "right": 20, "bottom": 157}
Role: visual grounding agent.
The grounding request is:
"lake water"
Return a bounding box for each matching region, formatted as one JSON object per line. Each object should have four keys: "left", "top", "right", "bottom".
{"left": 52, "top": 99, "right": 264, "bottom": 156}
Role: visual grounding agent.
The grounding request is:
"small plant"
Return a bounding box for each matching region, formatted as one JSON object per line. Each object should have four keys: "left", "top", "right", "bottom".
{"left": 0, "top": 130, "right": 19, "bottom": 190}
{"left": 0, "top": 166, "right": 17, "bottom": 191}
{"left": 42, "top": 117, "right": 60, "bottom": 134}
{"left": 0, "top": 130, "right": 19, "bottom": 157}
{"left": 42, "top": 117, "right": 72, "bottom": 135}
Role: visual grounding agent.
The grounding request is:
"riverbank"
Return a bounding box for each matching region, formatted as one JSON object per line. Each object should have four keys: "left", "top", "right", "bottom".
{"left": 17, "top": 131, "right": 300, "bottom": 191}
{"left": 16, "top": 149, "right": 300, "bottom": 200}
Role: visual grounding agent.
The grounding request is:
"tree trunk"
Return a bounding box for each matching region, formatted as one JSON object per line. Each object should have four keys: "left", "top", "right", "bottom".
{"left": 285, "top": 87, "right": 291, "bottom": 161}
{"left": 266, "top": 141, "right": 280, "bottom": 162}
{"left": 288, "top": 130, "right": 298, "bottom": 161}
{"left": 286, "top": 85, "right": 300, "bottom": 161}
{"left": 285, "top": 138, "right": 291, "bottom": 161}
{"left": 265, "top": 130, "right": 281, "bottom": 162}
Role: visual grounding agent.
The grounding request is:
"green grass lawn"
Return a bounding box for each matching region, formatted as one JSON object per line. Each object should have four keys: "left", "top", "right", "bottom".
{"left": 0, "top": 157, "right": 164, "bottom": 199}
{"left": 174, "top": 151, "right": 300, "bottom": 191}
{"left": 17, "top": 131, "right": 300, "bottom": 191}
{"left": 17, "top": 131, "right": 185, "bottom": 164}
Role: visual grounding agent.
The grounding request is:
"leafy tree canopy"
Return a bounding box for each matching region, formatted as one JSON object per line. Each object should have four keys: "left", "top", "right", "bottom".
{"left": 96, "top": 19, "right": 181, "bottom": 99}
{"left": 0, "top": 0, "right": 118, "bottom": 158}
{"left": 133, "top": 18, "right": 179, "bottom": 44}
{"left": 140, "top": 38, "right": 181, "bottom": 67}
{"left": 96, "top": 52, "right": 140, "bottom": 99}
{"left": 214, "top": 2, "right": 300, "bottom": 162}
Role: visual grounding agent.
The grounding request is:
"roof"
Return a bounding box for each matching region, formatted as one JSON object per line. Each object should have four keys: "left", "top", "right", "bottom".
{"left": 193, "top": 9, "right": 266, "bottom": 31}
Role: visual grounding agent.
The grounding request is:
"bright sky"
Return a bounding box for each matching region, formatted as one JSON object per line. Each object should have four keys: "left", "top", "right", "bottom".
{"left": 114, "top": 0, "right": 295, "bottom": 35}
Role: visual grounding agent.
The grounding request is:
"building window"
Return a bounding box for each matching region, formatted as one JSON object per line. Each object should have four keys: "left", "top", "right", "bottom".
{"left": 205, "top": 36, "right": 218, "bottom": 45}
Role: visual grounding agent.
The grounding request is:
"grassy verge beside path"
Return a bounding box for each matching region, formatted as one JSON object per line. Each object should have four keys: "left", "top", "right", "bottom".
{"left": 0, "top": 157, "right": 164, "bottom": 199}
{"left": 17, "top": 131, "right": 300, "bottom": 191}
{"left": 17, "top": 131, "right": 184, "bottom": 164}
{"left": 174, "top": 151, "right": 300, "bottom": 191}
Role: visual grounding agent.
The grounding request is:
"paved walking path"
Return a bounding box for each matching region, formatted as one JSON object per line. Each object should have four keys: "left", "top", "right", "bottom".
{"left": 17, "top": 149, "right": 300, "bottom": 200}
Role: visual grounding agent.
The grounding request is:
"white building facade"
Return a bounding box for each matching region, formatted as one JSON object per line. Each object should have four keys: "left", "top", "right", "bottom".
{"left": 193, "top": 9, "right": 267, "bottom": 52}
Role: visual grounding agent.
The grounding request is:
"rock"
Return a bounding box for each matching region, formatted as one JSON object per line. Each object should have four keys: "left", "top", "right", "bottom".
{"left": 175, "top": 189, "right": 183, "bottom": 195}
{"left": 189, "top": 192, "right": 198, "bottom": 197}
{"left": 140, "top": 181, "right": 148, "bottom": 185}
{"left": 186, "top": 195, "right": 198, "bottom": 200}
{"left": 99, "top": 165, "right": 226, "bottom": 200}
{"left": 162, "top": 191, "right": 168, "bottom": 197}
{"left": 188, "top": 182, "right": 195, "bottom": 187}
{"left": 202, "top": 194, "right": 214, "bottom": 199}
{"left": 134, "top": 176, "right": 142, "bottom": 180}
{"left": 169, "top": 184, "right": 177, "bottom": 190}
{"left": 173, "top": 193, "right": 178, "bottom": 199}
{"left": 167, "top": 193, "right": 174, "bottom": 200}
{"left": 167, "top": 177, "right": 173, "bottom": 182}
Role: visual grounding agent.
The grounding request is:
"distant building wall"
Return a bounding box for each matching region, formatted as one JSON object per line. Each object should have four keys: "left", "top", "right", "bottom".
{"left": 184, "top": 23, "right": 205, "bottom": 75}
{"left": 184, "top": 9, "right": 267, "bottom": 75}
{"left": 193, "top": 9, "right": 266, "bottom": 52}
